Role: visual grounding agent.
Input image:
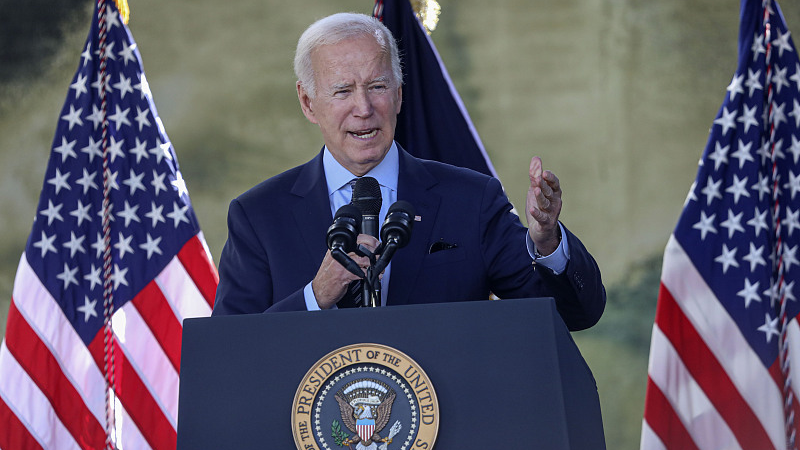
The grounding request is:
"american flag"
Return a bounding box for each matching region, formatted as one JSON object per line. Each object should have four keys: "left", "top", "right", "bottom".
{"left": 0, "top": 1, "right": 218, "bottom": 449}
{"left": 641, "top": 1, "right": 800, "bottom": 449}
{"left": 373, "top": 0, "right": 498, "bottom": 177}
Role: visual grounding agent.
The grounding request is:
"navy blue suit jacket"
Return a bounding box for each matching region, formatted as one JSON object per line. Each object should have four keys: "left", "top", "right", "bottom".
{"left": 212, "top": 147, "right": 605, "bottom": 331}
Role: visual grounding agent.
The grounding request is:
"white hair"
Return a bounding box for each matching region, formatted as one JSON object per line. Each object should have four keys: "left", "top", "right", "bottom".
{"left": 294, "top": 12, "right": 403, "bottom": 98}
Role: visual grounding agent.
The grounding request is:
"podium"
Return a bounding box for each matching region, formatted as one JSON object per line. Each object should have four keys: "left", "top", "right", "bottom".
{"left": 177, "top": 298, "right": 605, "bottom": 449}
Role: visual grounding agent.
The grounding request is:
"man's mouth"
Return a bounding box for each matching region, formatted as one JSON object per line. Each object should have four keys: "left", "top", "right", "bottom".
{"left": 350, "top": 129, "right": 377, "bottom": 139}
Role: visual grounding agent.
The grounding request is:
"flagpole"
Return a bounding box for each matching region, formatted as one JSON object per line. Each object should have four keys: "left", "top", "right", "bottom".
{"left": 96, "top": 0, "right": 117, "bottom": 447}
{"left": 763, "top": 0, "right": 798, "bottom": 447}
{"left": 0, "top": 0, "right": 215, "bottom": 444}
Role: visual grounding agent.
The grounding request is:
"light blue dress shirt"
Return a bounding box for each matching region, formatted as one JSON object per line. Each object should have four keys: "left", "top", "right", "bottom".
{"left": 304, "top": 142, "right": 568, "bottom": 310}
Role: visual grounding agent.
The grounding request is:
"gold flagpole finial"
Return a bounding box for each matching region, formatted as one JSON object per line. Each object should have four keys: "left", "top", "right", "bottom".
{"left": 411, "top": 0, "right": 441, "bottom": 34}
{"left": 114, "top": 0, "right": 130, "bottom": 24}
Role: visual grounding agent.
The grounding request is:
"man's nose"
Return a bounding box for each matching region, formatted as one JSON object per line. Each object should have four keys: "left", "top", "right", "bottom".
{"left": 352, "top": 89, "right": 374, "bottom": 117}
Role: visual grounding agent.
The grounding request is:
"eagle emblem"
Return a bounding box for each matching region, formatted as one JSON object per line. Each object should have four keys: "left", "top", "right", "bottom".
{"left": 333, "top": 379, "right": 402, "bottom": 449}
{"left": 291, "top": 344, "right": 438, "bottom": 450}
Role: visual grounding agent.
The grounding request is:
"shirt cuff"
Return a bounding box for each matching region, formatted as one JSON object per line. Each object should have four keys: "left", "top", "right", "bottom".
{"left": 304, "top": 282, "right": 337, "bottom": 311}
{"left": 526, "top": 222, "right": 569, "bottom": 275}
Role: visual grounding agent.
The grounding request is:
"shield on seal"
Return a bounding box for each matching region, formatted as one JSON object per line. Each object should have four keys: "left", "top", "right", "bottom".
{"left": 356, "top": 418, "right": 376, "bottom": 442}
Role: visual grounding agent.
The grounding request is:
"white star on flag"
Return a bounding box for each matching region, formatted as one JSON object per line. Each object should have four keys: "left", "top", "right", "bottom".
{"left": 0, "top": 2, "right": 219, "bottom": 448}
{"left": 643, "top": 2, "right": 800, "bottom": 449}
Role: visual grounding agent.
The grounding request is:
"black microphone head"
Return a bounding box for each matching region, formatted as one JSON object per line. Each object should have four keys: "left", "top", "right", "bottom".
{"left": 388, "top": 200, "right": 415, "bottom": 218}
{"left": 380, "top": 200, "right": 415, "bottom": 248}
{"left": 327, "top": 204, "right": 361, "bottom": 252}
{"left": 334, "top": 203, "right": 362, "bottom": 222}
{"left": 352, "top": 177, "right": 382, "bottom": 216}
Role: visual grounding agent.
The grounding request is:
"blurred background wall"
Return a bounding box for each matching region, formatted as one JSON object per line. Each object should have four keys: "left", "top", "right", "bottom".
{"left": 2, "top": 0, "right": 799, "bottom": 448}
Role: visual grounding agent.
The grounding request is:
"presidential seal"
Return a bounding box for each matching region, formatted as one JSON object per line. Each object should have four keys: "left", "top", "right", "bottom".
{"left": 292, "top": 343, "right": 439, "bottom": 450}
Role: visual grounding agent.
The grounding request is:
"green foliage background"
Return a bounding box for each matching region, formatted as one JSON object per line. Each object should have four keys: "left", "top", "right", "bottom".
{"left": 1, "top": 0, "right": 799, "bottom": 448}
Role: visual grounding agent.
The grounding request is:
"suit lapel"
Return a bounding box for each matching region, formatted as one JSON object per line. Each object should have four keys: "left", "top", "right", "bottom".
{"left": 290, "top": 151, "right": 332, "bottom": 267}
{"left": 387, "top": 149, "right": 440, "bottom": 305}
{"left": 288, "top": 147, "right": 444, "bottom": 305}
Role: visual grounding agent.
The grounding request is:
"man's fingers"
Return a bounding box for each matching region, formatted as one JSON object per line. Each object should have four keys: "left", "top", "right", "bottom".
{"left": 348, "top": 254, "right": 371, "bottom": 275}
{"left": 356, "top": 234, "right": 380, "bottom": 255}
{"left": 538, "top": 178, "right": 553, "bottom": 198}
{"left": 529, "top": 206, "right": 549, "bottom": 223}
{"left": 535, "top": 188, "right": 551, "bottom": 211}
{"left": 543, "top": 170, "right": 561, "bottom": 193}
{"left": 529, "top": 156, "right": 543, "bottom": 182}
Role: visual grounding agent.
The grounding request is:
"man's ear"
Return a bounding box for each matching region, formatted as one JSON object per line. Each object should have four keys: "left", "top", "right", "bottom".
{"left": 297, "top": 81, "right": 318, "bottom": 124}
{"left": 395, "top": 84, "right": 403, "bottom": 115}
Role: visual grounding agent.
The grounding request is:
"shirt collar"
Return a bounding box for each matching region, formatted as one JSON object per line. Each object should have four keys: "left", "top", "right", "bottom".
{"left": 323, "top": 142, "right": 399, "bottom": 195}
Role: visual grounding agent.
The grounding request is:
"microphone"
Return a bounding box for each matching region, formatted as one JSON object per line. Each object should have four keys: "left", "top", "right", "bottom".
{"left": 326, "top": 204, "right": 366, "bottom": 280}
{"left": 351, "top": 177, "right": 382, "bottom": 239}
{"left": 373, "top": 201, "right": 415, "bottom": 275}
{"left": 326, "top": 204, "right": 361, "bottom": 253}
{"left": 380, "top": 200, "right": 415, "bottom": 248}
{"left": 352, "top": 177, "right": 382, "bottom": 307}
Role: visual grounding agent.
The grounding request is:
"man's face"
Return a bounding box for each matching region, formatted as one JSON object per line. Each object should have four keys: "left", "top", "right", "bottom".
{"left": 297, "top": 35, "right": 402, "bottom": 177}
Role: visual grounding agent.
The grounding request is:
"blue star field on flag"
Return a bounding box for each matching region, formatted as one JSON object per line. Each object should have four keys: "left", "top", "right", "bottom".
{"left": 30, "top": 1, "right": 203, "bottom": 346}
{"left": 676, "top": 1, "right": 800, "bottom": 368}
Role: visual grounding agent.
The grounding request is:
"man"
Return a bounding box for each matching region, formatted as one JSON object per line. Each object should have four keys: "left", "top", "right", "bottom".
{"left": 212, "top": 12, "right": 605, "bottom": 331}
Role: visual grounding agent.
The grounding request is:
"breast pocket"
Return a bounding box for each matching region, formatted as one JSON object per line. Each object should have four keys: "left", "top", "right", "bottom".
{"left": 423, "top": 243, "right": 466, "bottom": 267}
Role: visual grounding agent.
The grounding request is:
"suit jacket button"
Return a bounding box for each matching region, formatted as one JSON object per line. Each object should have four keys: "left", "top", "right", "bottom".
{"left": 573, "top": 272, "right": 584, "bottom": 291}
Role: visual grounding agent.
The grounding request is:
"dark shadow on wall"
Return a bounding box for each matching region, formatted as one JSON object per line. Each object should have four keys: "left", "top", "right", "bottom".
{"left": 0, "top": 0, "right": 91, "bottom": 84}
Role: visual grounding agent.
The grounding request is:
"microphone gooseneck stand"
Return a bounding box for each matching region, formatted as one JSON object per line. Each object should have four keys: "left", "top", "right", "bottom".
{"left": 360, "top": 200, "right": 416, "bottom": 307}
{"left": 328, "top": 199, "right": 416, "bottom": 308}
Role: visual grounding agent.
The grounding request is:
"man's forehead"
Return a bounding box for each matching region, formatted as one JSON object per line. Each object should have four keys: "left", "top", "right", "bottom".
{"left": 312, "top": 42, "right": 394, "bottom": 85}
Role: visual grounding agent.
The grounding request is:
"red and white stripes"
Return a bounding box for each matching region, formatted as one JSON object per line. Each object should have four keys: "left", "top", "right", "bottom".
{"left": 642, "top": 235, "right": 799, "bottom": 450}
{"left": 0, "top": 234, "right": 215, "bottom": 450}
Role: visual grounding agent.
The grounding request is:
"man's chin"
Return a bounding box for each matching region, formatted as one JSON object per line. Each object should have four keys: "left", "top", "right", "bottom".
{"left": 343, "top": 152, "right": 389, "bottom": 175}
{"left": 349, "top": 144, "right": 390, "bottom": 161}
